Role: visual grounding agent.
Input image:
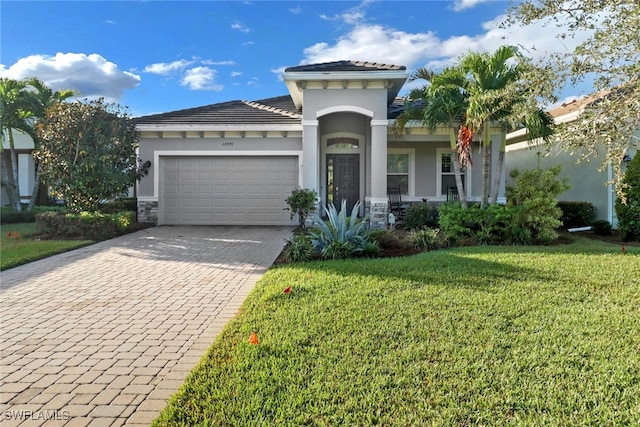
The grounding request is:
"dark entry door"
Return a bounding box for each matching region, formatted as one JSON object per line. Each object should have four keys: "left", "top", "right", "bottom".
{"left": 327, "top": 154, "right": 359, "bottom": 213}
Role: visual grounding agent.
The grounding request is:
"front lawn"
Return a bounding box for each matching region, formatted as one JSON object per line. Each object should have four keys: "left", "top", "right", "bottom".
{"left": 0, "top": 222, "right": 93, "bottom": 271}
{"left": 155, "top": 238, "right": 640, "bottom": 426}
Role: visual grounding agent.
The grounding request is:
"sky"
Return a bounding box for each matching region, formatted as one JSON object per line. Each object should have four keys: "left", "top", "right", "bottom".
{"left": 1, "top": 0, "right": 593, "bottom": 117}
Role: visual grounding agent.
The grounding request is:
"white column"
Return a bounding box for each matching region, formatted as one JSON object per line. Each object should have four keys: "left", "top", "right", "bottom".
{"left": 370, "top": 120, "right": 388, "bottom": 198}
{"left": 18, "top": 153, "right": 34, "bottom": 199}
{"left": 302, "top": 119, "right": 319, "bottom": 193}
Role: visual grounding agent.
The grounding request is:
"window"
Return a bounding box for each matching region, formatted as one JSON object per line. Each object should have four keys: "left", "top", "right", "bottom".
{"left": 327, "top": 137, "right": 359, "bottom": 149}
{"left": 437, "top": 149, "right": 465, "bottom": 198}
{"left": 387, "top": 149, "right": 414, "bottom": 195}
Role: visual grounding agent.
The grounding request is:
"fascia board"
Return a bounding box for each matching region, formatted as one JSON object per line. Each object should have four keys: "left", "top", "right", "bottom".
{"left": 136, "top": 124, "right": 302, "bottom": 132}
{"left": 283, "top": 70, "right": 409, "bottom": 81}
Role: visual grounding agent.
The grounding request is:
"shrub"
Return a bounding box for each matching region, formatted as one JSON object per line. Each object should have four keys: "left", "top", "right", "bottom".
{"left": 591, "top": 220, "right": 613, "bottom": 236}
{"left": 615, "top": 152, "right": 640, "bottom": 241}
{"left": 403, "top": 203, "right": 439, "bottom": 230}
{"left": 557, "top": 201, "right": 595, "bottom": 228}
{"left": 1, "top": 205, "right": 66, "bottom": 224}
{"left": 361, "top": 240, "right": 382, "bottom": 258}
{"left": 308, "top": 200, "right": 372, "bottom": 259}
{"left": 285, "top": 188, "right": 318, "bottom": 230}
{"left": 438, "top": 203, "right": 531, "bottom": 245}
{"left": 409, "top": 227, "right": 444, "bottom": 251}
{"left": 36, "top": 211, "right": 136, "bottom": 240}
{"left": 506, "top": 166, "right": 571, "bottom": 243}
{"left": 284, "top": 234, "right": 314, "bottom": 263}
{"left": 99, "top": 197, "right": 138, "bottom": 214}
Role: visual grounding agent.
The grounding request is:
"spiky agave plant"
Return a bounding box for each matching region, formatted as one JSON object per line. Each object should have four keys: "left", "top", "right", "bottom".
{"left": 308, "top": 200, "right": 372, "bottom": 259}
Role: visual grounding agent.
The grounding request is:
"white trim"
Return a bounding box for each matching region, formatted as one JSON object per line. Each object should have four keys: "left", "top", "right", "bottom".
{"left": 137, "top": 196, "right": 158, "bottom": 202}
{"left": 387, "top": 148, "right": 415, "bottom": 197}
{"left": 152, "top": 150, "right": 303, "bottom": 199}
{"left": 371, "top": 120, "right": 389, "bottom": 127}
{"left": 137, "top": 124, "right": 301, "bottom": 132}
{"left": 302, "top": 120, "right": 319, "bottom": 127}
{"left": 436, "top": 148, "right": 470, "bottom": 199}
{"left": 316, "top": 105, "right": 374, "bottom": 118}
{"left": 284, "top": 70, "right": 409, "bottom": 81}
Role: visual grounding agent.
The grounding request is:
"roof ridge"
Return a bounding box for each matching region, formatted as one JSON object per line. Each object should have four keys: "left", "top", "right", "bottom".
{"left": 242, "top": 100, "right": 300, "bottom": 119}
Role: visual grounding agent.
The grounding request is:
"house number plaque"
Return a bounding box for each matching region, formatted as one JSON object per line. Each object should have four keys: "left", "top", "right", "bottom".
{"left": 222, "top": 141, "right": 234, "bottom": 147}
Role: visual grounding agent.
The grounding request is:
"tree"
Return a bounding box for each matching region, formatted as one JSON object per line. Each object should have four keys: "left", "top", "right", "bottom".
{"left": 25, "top": 78, "right": 75, "bottom": 210}
{"left": 0, "top": 78, "right": 39, "bottom": 212}
{"left": 506, "top": 0, "right": 640, "bottom": 200}
{"left": 615, "top": 153, "right": 640, "bottom": 241}
{"left": 395, "top": 66, "right": 470, "bottom": 207}
{"left": 34, "top": 98, "right": 148, "bottom": 212}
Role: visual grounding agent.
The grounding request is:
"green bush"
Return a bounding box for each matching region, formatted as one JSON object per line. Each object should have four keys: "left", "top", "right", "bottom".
{"left": 284, "top": 234, "right": 314, "bottom": 263}
{"left": 98, "top": 197, "right": 138, "bottom": 214}
{"left": 308, "top": 200, "right": 373, "bottom": 260}
{"left": 36, "top": 211, "right": 136, "bottom": 240}
{"left": 438, "top": 203, "right": 531, "bottom": 245}
{"left": 1, "top": 205, "right": 66, "bottom": 224}
{"left": 591, "top": 220, "right": 613, "bottom": 236}
{"left": 506, "top": 166, "right": 571, "bottom": 243}
{"left": 557, "top": 201, "right": 596, "bottom": 228}
{"left": 409, "top": 227, "right": 444, "bottom": 251}
{"left": 403, "top": 203, "right": 439, "bottom": 230}
{"left": 615, "top": 152, "right": 640, "bottom": 241}
{"left": 285, "top": 188, "right": 318, "bottom": 230}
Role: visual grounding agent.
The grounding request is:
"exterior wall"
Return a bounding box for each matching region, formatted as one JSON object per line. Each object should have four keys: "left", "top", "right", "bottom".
{"left": 387, "top": 129, "right": 504, "bottom": 203}
{"left": 136, "top": 135, "right": 303, "bottom": 198}
{"left": 1, "top": 131, "right": 36, "bottom": 206}
{"left": 506, "top": 141, "right": 614, "bottom": 224}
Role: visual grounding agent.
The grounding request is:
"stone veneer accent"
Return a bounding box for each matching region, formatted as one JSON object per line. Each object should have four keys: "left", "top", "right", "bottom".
{"left": 366, "top": 199, "right": 389, "bottom": 229}
{"left": 138, "top": 200, "right": 159, "bottom": 224}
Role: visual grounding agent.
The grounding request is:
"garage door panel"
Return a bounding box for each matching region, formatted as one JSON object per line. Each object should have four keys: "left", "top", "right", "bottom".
{"left": 161, "top": 156, "right": 298, "bottom": 225}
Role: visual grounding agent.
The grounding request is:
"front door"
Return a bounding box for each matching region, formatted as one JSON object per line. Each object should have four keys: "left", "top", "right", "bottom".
{"left": 327, "top": 154, "right": 359, "bottom": 213}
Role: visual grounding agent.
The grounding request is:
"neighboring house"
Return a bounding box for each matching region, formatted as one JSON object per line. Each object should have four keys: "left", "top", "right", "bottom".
{"left": 135, "top": 60, "right": 507, "bottom": 227}
{"left": 505, "top": 97, "right": 638, "bottom": 227}
{"left": 0, "top": 130, "right": 44, "bottom": 206}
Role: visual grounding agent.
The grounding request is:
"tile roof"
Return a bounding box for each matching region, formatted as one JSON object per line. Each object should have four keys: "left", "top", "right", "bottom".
{"left": 135, "top": 95, "right": 301, "bottom": 125}
{"left": 285, "top": 60, "right": 406, "bottom": 73}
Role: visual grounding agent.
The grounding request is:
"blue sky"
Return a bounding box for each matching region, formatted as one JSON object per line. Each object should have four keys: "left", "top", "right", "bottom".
{"left": 1, "top": 0, "right": 590, "bottom": 117}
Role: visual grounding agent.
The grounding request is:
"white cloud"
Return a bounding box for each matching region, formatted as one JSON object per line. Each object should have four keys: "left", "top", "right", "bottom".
{"left": 302, "top": 24, "right": 440, "bottom": 67}
{"left": 301, "top": 13, "right": 593, "bottom": 74}
{"left": 231, "top": 71, "right": 243, "bottom": 77}
{"left": 181, "top": 67, "right": 223, "bottom": 91}
{"left": 289, "top": 6, "right": 302, "bottom": 14}
{"left": 0, "top": 52, "right": 140, "bottom": 101}
{"left": 452, "top": 0, "right": 493, "bottom": 12}
{"left": 202, "top": 60, "right": 236, "bottom": 66}
{"left": 231, "top": 21, "right": 251, "bottom": 33}
{"left": 144, "top": 59, "right": 193, "bottom": 75}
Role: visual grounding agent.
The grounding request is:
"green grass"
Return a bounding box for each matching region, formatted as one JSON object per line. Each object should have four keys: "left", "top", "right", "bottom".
{"left": 0, "top": 223, "right": 93, "bottom": 271}
{"left": 155, "top": 238, "right": 640, "bottom": 426}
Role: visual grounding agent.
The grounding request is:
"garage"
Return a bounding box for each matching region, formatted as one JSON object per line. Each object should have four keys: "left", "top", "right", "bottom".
{"left": 160, "top": 156, "right": 299, "bottom": 225}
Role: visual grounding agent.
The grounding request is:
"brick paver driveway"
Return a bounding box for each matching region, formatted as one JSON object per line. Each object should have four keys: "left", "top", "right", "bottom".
{"left": 0, "top": 225, "right": 292, "bottom": 426}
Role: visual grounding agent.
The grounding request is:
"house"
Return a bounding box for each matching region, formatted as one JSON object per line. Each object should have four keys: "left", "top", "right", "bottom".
{"left": 0, "top": 130, "right": 48, "bottom": 206}
{"left": 505, "top": 97, "right": 638, "bottom": 227}
{"left": 135, "top": 60, "right": 507, "bottom": 227}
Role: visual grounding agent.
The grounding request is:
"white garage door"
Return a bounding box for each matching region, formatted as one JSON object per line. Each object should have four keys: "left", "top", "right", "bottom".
{"left": 160, "top": 156, "right": 298, "bottom": 225}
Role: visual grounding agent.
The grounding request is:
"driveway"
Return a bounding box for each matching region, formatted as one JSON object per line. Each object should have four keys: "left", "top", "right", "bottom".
{"left": 0, "top": 225, "right": 292, "bottom": 426}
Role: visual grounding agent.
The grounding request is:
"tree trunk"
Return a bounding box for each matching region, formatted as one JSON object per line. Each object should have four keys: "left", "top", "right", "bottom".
{"left": 28, "top": 161, "right": 41, "bottom": 211}
{"left": 490, "top": 133, "right": 506, "bottom": 205}
{"left": 1, "top": 150, "right": 20, "bottom": 208}
{"left": 8, "top": 130, "right": 22, "bottom": 212}
{"left": 481, "top": 123, "right": 490, "bottom": 209}
{"left": 449, "top": 129, "right": 467, "bottom": 208}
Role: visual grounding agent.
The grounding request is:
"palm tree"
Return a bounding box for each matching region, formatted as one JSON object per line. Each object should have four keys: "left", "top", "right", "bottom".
{"left": 0, "top": 78, "right": 39, "bottom": 212}
{"left": 394, "top": 67, "right": 471, "bottom": 207}
{"left": 25, "top": 78, "right": 75, "bottom": 210}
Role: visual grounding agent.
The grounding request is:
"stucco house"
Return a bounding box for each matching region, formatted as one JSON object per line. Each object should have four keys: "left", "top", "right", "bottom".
{"left": 505, "top": 97, "right": 638, "bottom": 227}
{"left": 135, "top": 60, "right": 507, "bottom": 228}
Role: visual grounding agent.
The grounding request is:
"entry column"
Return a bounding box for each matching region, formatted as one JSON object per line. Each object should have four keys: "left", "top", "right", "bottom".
{"left": 302, "top": 119, "right": 320, "bottom": 215}
{"left": 370, "top": 119, "right": 389, "bottom": 228}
